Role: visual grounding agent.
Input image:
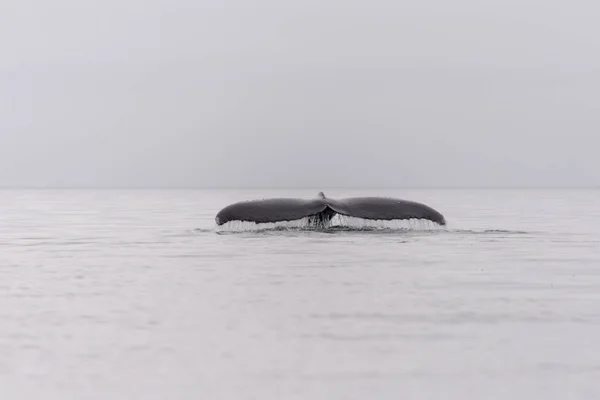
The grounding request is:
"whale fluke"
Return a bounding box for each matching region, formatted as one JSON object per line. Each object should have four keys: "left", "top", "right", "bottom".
{"left": 215, "top": 197, "right": 327, "bottom": 225}
{"left": 215, "top": 192, "right": 446, "bottom": 227}
{"left": 327, "top": 197, "right": 446, "bottom": 225}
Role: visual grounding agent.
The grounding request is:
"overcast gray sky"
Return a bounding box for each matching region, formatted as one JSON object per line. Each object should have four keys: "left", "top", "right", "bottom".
{"left": 1, "top": 0, "right": 599, "bottom": 188}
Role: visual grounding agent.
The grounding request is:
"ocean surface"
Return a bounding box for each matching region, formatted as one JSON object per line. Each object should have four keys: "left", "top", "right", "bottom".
{"left": 1, "top": 188, "right": 599, "bottom": 399}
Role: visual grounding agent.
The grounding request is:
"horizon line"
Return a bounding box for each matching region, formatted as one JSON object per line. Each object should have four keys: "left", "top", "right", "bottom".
{"left": 0, "top": 185, "right": 598, "bottom": 190}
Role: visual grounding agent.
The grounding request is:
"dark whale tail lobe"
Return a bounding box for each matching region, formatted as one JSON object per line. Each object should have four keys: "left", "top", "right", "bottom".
{"left": 215, "top": 191, "right": 446, "bottom": 227}
{"left": 327, "top": 197, "right": 446, "bottom": 226}
{"left": 215, "top": 193, "right": 328, "bottom": 226}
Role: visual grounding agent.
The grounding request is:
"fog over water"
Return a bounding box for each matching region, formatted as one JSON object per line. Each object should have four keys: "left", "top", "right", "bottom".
{"left": 2, "top": 0, "right": 599, "bottom": 188}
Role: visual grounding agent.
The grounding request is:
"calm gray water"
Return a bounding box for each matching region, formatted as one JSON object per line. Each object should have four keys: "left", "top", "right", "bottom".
{"left": 1, "top": 189, "right": 599, "bottom": 399}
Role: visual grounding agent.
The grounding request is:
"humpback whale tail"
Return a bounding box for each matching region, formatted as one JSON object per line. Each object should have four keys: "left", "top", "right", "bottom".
{"left": 215, "top": 192, "right": 446, "bottom": 228}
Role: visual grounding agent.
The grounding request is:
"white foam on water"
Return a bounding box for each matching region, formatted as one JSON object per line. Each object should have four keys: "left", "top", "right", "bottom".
{"left": 215, "top": 215, "right": 446, "bottom": 233}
